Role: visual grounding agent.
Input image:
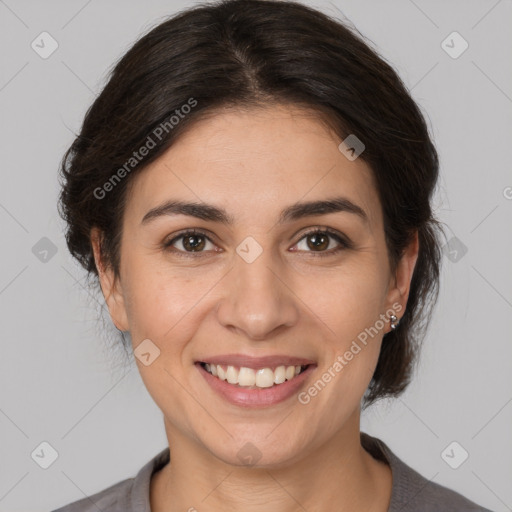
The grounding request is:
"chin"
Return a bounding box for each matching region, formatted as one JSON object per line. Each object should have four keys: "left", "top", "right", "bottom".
{"left": 204, "top": 432, "right": 305, "bottom": 469}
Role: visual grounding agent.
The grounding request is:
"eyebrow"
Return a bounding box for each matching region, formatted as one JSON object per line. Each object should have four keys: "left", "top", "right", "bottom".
{"left": 141, "top": 196, "right": 368, "bottom": 226}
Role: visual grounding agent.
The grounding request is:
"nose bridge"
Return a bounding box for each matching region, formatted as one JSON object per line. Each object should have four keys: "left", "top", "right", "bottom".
{"left": 215, "top": 241, "right": 298, "bottom": 339}
{"left": 236, "top": 244, "right": 280, "bottom": 300}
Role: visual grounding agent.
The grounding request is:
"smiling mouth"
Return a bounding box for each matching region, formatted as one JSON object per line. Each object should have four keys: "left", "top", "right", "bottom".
{"left": 199, "top": 362, "right": 310, "bottom": 389}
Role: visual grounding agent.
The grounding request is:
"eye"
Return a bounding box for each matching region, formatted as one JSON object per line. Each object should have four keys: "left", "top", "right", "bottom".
{"left": 162, "top": 227, "right": 352, "bottom": 258}
{"left": 163, "top": 229, "right": 217, "bottom": 256}
{"left": 292, "top": 227, "right": 352, "bottom": 257}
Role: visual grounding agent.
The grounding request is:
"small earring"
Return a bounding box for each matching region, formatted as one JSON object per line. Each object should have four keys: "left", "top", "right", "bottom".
{"left": 390, "top": 314, "right": 399, "bottom": 330}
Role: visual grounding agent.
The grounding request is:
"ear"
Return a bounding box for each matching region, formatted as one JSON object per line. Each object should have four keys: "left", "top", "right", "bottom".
{"left": 90, "top": 227, "right": 129, "bottom": 332}
{"left": 384, "top": 230, "right": 419, "bottom": 329}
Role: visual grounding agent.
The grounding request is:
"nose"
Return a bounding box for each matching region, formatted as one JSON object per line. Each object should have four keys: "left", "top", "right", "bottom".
{"left": 215, "top": 248, "right": 300, "bottom": 341}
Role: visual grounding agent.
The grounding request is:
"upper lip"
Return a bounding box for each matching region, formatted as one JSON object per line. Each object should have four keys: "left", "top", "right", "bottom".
{"left": 196, "top": 354, "right": 316, "bottom": 370}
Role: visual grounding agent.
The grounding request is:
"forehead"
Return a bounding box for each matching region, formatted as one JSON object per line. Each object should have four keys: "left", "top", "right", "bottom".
{"left": 125, "top": 105, "right": 382, "bottom": 230}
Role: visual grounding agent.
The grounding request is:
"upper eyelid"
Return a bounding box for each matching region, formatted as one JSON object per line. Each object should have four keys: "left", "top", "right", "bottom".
{"left": 165, "top": 228, "right": 216, "bottom": 245}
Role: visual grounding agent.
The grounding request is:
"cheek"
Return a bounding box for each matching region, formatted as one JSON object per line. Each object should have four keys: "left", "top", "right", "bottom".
{"left": 302, "top": 263, "right": 388, "bottom": 394}
{"left": 122, "top": 239, "right": 389, "bottom": 353}
{"left": 299, "top": 279, "right": 385, "bottom": 425}
{"left": 121, "top": 254, "right": 198, "bottom": 338}
{"left": 121, "top": 262, "right": 226, "bottom": 377}
{"left": 308, "top": 265, "right": 387, "bottom": 336}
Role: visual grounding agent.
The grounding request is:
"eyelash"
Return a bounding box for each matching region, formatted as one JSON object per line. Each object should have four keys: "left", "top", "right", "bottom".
{"left": 162, "top": 227, "right": 352, "bottom": 258}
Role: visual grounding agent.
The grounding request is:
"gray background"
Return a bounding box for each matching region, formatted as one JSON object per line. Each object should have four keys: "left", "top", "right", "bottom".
{"left": 0, "top": 0, "right": 511, "bottom": 511}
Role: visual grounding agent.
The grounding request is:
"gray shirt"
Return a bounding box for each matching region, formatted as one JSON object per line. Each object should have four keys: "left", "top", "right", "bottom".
{"left": 52, "top": 433, "right": 494, "bottom": 511}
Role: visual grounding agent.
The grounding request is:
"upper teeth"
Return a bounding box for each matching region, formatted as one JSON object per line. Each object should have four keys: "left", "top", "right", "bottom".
{"left": 204, "top": 363, "right": 305, "bottom": 388}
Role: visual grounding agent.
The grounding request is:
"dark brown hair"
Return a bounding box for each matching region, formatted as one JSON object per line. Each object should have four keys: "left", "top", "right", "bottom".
{"left": 58, "top": 0, "right": 445, "bottom": 406}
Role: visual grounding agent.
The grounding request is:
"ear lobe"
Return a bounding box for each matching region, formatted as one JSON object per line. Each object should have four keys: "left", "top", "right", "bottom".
{"left": 90, "top": 227, "right": 129, "bottom": 332}
{"left": 385, "top": 230, "right": 420, "bottom": 315}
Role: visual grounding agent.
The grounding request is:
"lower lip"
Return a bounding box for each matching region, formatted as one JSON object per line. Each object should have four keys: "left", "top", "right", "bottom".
{"left": 196, "top": 363, "right": 316, "bottom": 408}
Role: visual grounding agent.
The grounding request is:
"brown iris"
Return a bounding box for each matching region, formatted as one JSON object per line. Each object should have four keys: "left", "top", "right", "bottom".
{"left": 306, "top": 232, "right": 329, "bottom": 251}
{"left": 182, "top": 234, "right": 206, "bottom": 252}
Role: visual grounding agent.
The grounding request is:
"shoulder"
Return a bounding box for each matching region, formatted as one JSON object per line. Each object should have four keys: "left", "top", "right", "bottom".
{"left": 361, "top": 433, "right": 495, "bottom": 512}
{"left": 390, "top": 461, "right": 494, "bottom": 512}
{"left": 50, "top": 477, "right": 133, "bottom": 512}
{"left": 51, "top": 447, "right": 171, "bottom": 512}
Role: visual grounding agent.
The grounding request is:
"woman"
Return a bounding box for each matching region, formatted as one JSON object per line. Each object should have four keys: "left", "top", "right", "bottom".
{"left": 53, "top": 0, "right": 493, "bottom": 510}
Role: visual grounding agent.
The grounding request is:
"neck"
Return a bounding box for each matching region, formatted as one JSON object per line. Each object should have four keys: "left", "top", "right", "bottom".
{"left": 151, "top": 412, "right": 392, "bottom": 512}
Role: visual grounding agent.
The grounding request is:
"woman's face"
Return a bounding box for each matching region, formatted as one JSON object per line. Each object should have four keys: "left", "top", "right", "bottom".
{"left": 93, "top": 104, "right": 417, "bottom": 467}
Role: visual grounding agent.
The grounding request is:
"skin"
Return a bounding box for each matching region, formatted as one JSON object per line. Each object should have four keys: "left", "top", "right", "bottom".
{"left": 91, "top": 104, "right": 418, "bottom": 512}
